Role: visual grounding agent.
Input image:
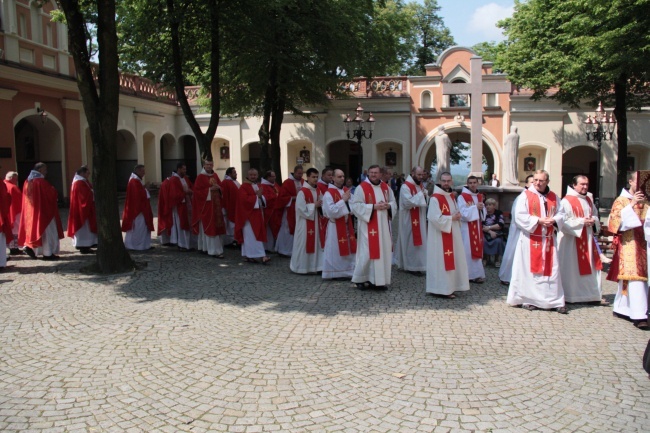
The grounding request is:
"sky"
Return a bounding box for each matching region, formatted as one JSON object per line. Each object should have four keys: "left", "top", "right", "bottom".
{"left": 436, "top": 0, "right": 514, "bottom": 47}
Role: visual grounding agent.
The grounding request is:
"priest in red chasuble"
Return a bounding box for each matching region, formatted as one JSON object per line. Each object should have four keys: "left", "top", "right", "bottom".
{"left": 192, "top": 159, "right": 226, "bottom": 258}
{"left": 395, "top": 166, "right": 428, "bottom": 275}
{"left": 67, "top": 166, "right": 97, "bottom": 254}
{"left": 426, "top": 172, "right": 469, "bottom": 298}
{"left": 121, "top": 164, "right": 154, "bottom": 250}
{"left": 158, "top": 163, "right": 193, "bottom": 251}
{"left": 507, "top": 170, "right": 567, "bottom": 314}
{"left": 0, "top": 165, "right": 14, "bottom": 268}
{"left": 235, "top": 168, "right": 269, "bottom": 264}
{"left": 221, "top": 166, "right": 241, "bottom": 247}
{"left": 290, "top": 167, "right": 323, "bottom": 274}
{"left": 273, "top": 165, "right": 303, "bottom": 257}
{"left": 458, "top": 175, "right": 486, "bottom": 283}
{"left": 322, "top": 169, "right": 356, "bottom": 280}
{"left": 18, "top": 162, "right": 64, "bottom": 260}
{"left": 350, "top": 165, "right": 397, "bottom": 289}
{"left": 4, "top": 171, "right": 22, "bottom": 255}
{"left": 607, "top": 171, "right": 649, "bottom": 330}
{"left": 260, "top": 170, "right": 280, "bottom": 253}
{"left": 557, "top": 175, "right": 607, "bottom": 304}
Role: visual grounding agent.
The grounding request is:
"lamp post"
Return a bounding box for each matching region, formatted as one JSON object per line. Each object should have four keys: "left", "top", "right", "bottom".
{"left": 582, "top": 101, "right": 616, "bottom": 211}
{"left": 343, "top": 103, "right": 375, "bottom": 183}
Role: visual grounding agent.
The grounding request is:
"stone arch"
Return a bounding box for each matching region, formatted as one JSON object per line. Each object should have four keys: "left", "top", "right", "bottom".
{"left": 326, "top": 139, "right": 361, "bottom": 183}
{"left": 421, "top": 91, "right": 433, "bottom": 109}
{"left": 116, "top": 129, "right": 137, "bottom": 191}
{"left": 160, "top": 133, "right": 178, "bottom": 180}
{"left": 178, "top": 135, "right": 198, "bottom": 180}
{"left": 627, "top": 141, "right": 650, "bottom": 172}
{"left": 14, "top": 109, "right": 65, "bottom": 201}
{"left": 242, "top": 141, "right": 262, "bottom": 174}
{"left": 562, "top": 145, "right": 598, "bottom": 196}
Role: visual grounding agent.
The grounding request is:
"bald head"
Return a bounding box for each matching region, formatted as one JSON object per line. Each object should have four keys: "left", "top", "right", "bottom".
{"left": 333, "top": 169, "right": 345, "bottom": 188}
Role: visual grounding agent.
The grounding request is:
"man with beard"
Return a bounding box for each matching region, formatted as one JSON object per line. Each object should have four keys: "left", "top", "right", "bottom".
{"left": 158, "top": 163, "right": 193, "bottom": 251}
{"left": 351, "top": 165, "right": 397, "bottom": 289}
{"left": 394, "top": 166, "right": 428, "bottom": 275}
{"left": 558, "top": 175, "right": 608, "bottom": 305}
{"left": 290, "top": 168, "right": 323, "bottom": 274}
{"left": 192, "top": 160, "right": 226, "bottom": 258}
{"left": 4, "top": 172, "right": 22, "bottom": 255}
{"left": 426, "top": 171, "right": 469, "bottom": 298}
{"left": 274, "top": 165, "right": 304, "bottom": 257}
{"left": 122, "top": 164, "right": 154, "bottom": 251}
{"left": 507, "top": 170, "right": 567, "bottom": 314}
{"left": 67, "top": 166, "right": 97, "bottom": 254}
{"left": 235, "top": 168, "right": 270, "bottom": 264}
{"left": 260, "top": 170, "right": 280, "bottom": 253}
{"left": 607, "top": 171, "right": 649, "bottom": 329}
{"left": 499, "top": 174, "right": 534, "bottom": 285}
{"left": 221, "top": 167, "right": 241, "bottom": 247}
{"left": 19, "top": 163, "right": 65, "bottom": 260}
{"left": 458, "top": 176, "right": 486, "bottom": 283}
{"left": 322, "top": 169, "right": 356, "bottom": 280}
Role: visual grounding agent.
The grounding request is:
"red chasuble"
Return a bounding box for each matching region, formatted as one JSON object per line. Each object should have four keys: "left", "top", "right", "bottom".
{"left": 18, "top": 178, "right": 64, "bottom": 248}
{"left": 121, "top": 177, "right": 154, "bottom": 232}
{"left": 404, "top": 181, "right": 424, "bottom": 246}
{"left": 359, "top": 181, "right": 390, "bottom": 260}
{"left": 4, "top": 180, "right": 22, "bottom": 227}
{"left": 328, "top": 186, "right": 357, "bottom": 256}
{"left": 0, "top": 183, "right": 13, "bottom": 241}
{"left": 160, "top": 175, "right": 191, "bottom": 236}
{"left": 299, "top": 187, "right": 318, "bottom": 253}
{"left": 432, "top": 193, "right": 456, "bottom": 271}
{"left": 157, "top": 178, "right": 171, "bottom": 236}
{"left": 261, "top": 182, "right": 280, "bottom": 237}
{"left": 275, "top": 177, "right": 303, "bottom": 235}
{"left": 460, "top": 192, "right": 484, "bottom": 259}
{"left": 221, "top": 178, "right": 240, "bottom": 224}
{"left": 234, "top": 183, "right": 267, "bottom": 244}
{"left": 525, "top": 189, "right": 557, "bottom": 277}
{"left": 564, "top": 195, "right": 602, "bottom": 275}
{"left": 192, "top": 172, "right": 226, "bottom": 236}
{"left": 67, "top": 179, "right": 97, "bottom": 238}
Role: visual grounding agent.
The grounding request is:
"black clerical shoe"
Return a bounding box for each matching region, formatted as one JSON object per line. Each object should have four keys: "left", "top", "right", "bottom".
{"left": 355, "top": 283, "right": 367, "bottom": 290}
{"left": 23, "top": 247, "right": 37, "bottom": 259}
{"left": 556, "top": 306, "right": 568, "bottom": 314}
{"left": 42, "top": 255, "right": 60, "bottom": 261}
{"left": 9, "top": 248, "right": 24, "bottom": 256}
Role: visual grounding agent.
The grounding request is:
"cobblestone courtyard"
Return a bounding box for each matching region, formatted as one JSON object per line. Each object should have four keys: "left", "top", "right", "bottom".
{"left": 1, "top": 230, "right": 649, "bottom": 432}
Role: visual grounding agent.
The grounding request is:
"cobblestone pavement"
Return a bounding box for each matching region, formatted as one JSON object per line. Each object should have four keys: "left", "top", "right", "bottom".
{"left": 1, "top": 220, "right": 649, "bottom": 432}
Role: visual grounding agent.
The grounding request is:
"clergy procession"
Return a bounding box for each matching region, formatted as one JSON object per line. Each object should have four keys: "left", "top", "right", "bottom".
{"left": 0, "top": 161, "right": 649, "bottom": 329}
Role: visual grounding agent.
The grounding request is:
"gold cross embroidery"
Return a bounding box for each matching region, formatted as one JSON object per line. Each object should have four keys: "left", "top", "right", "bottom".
{"left": 445, "top": 250, "right": 453, "bottom": 256}
{"left": 308, "top": 229, "right": 314, "bottom": 235}
{"left": 339, "top": 237, "right": 346, "bottom": 244}
{"left": 412, "top": 219, "right": 418, "bottom": 226}
{"left": 532, "top": 241, "right": 541, "bottom": 248}
{"left": 370, "top": 229, "right": 378, "bottom": 236}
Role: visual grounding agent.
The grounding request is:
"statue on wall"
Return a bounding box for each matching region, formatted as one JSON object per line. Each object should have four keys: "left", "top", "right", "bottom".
{"left": 502, "top": 126, "right": 520, "bottom": 187}
{"left": 434, "top": 125, "right": 452, "bottom": 181}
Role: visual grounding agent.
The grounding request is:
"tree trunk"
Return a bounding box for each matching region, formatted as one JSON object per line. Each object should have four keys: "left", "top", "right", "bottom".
{"left": 258, "top": 83, "right": 273, "bottom": 175}
{"left": 270, "top": 95, "right": 285, "bottom": 181}
{"left": 59, "top": 0, "right": 135, "bottom": 273}
{"left": 614, "top": 74, "right": 628, "bottom": 194}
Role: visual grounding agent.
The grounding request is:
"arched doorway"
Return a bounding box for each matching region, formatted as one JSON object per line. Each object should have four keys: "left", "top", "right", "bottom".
{"left": 422, "top": 130, "right": 490, "bottom": 183}
{"left": 562, "top": 145, "right": 597, "bottom": 196}
{"left": 160, "top": 133, "right": 178, "bottom": 181}
{"left": 179, "top": 135, "right": 198, "bottom": 180}
{"left": 242, "top": 142, "right": 262, "bottom": 174}
{"left": 15, "top": 115, "right": 64, "bottom": 202}
{"left": 116, "top": 129, "right": 137, "bottom": 191}
{"left": 328, "top": 139, "right": 361, "bottom": 184}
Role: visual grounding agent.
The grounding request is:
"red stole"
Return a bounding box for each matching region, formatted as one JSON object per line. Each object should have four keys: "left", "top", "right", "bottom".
{"left": 404, "top": 181, "right": 423, "bottom": 246}
{"left": 432, "top": 193, "right": 456, "bottom": 271}
{"left": 525, "top": 189, "right": 557, "bottom": 276}
{"left": 564, "top": 195, "right": 602, "bottom": 275}
{"left": 300, "top": 187, "right": 318, "bottom": 254}
{"left": 328, "top": 187, "right": 357, "bottom": 256}
{"left": 359, "top": 181, "right": 390, "bottom": 259}
{"left": 460, "top": 192, "right": 484, "bottom": 259}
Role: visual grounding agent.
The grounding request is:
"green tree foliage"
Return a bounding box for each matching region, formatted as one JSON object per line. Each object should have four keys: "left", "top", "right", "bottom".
{"left": 471, "top": 41, "right": 506, "bottom": 68}
{"left": 498, "top": 0, "right": 650, "bottom": 192}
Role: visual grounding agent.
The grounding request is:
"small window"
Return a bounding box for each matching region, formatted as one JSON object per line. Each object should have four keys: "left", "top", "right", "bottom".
{"left": 19, "top": 14, "right": 27, "bottom": 38}
{"left": 421, "top": 91, "right": 432, "bottom": 109}
{"left": 486, "top": 93, "right": 497, "bottom": 107}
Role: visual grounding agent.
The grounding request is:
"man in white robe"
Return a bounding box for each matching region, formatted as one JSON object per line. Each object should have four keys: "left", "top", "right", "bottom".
{"left": 322, "top": 169, "right": 356, "bottom": 280}
{"left": 457, "top": 176, "right": 486, "bottom": 283}
{"left": 235, "top": 169, "right": 270, "bottom": 264}
{"left": 607, "top": 172, "right": 649, "bottom": 329}
{"left": 426, "top": 172, "right": 469, "bottom": 298}
{"left": 290, "top": 168, "right": 323, "bottom": 274}
{"left": 351, "top": 165, "right": 397, "bottom": 289}
{"left": 507, "top": 170, "right": 567, "bottom": 313}
{"left": 394, "top": 166, "right": 428, "bottom": 275}
{"left": 558, "top": 175, "right": 607, "bottom": 304}
{"left": 499, "top": 175, "right": 534, "bottom": 285}
{"left": 222, "top": 167, "right": 240, "bottom": 246}
{"left": 275, "top": 166, "right": 303, "bottom": 256}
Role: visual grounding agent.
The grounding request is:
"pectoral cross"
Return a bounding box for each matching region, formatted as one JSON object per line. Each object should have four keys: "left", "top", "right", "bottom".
{"left": 370, "top": 229, "right": 378, "bottom": 236}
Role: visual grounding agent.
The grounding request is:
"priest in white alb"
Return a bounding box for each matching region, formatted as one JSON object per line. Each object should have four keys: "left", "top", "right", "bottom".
{"left": 290, "top": 168, "right": 323, "bottom": 274}
{"left": 507, "top": 170, "right": 567, "bottom": 314}
{"left": 499, "top": 174, "right": 534, "bottom": 285}
{"left": 322, "top": 169, "right": 356, "bottom": 280}
{"left": 557, "top": 175, "right": 606, "bottom": 304}
{"left": 457, "top": 176, "right": 486, "bottom": 283}
{"left": 350, "top": 165, "right": 397, "bottom": 289}
{"left": 394, "top": 166, "right": 428, "bottom": 275}
{"left": 426, "top": 172, "right": 469, "bottom": 298}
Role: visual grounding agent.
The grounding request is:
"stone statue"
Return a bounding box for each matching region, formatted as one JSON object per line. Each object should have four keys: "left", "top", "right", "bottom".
{"left": 434, "top": 125, "right": 452, "bottom": 181}
{"left": 502, "top": 126, "right": 520, "bottom": 187}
